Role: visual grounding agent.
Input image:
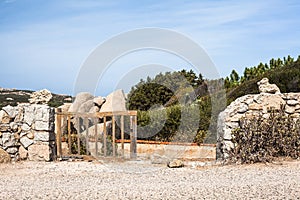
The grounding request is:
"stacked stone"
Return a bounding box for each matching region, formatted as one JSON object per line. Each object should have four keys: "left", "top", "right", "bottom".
{"left": 217, "top": 78, "right": 300, "bottom": 159}
{"left": 0, "top": 104, "right": 55, "bottom": 161}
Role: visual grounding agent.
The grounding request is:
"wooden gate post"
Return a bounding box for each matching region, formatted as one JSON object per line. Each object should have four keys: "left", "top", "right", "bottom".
{"left": 103, "top": 116, "right": 107, "bottom": 157}
{"left": 55, "top": 108, "right": 62, "bottom": 159}
{"left": 130, "top": 115, "right": 137, "bottom": 159}
{"left": 76, "top": 116, "right": 81, "bottom": 155}
{"left": 121, "top": 115, "right": 124, "bottom": 158}
{"left": 112, "top": 115, "right": 116, "bottom": 157}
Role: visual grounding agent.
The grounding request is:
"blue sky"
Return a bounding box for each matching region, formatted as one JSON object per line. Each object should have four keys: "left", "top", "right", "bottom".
{"left": 0, "top": 0, "right": 300, "bottom": 96}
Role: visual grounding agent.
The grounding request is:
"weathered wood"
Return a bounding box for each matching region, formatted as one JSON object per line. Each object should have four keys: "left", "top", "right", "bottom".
{"left": 112, "top": 115, "right": 116, "bottom": 157}
{"left": 76, "top": 116, "right": 81, "bottom": 155}
{"left": 94, "top": 117, "right": 98, "bottom": 158}
{"left": 57, "top": 111, "right": 137, "bottom": 118}
{"left": 84, "top": 117, "right": 89, "bottom": 155}
{"left": 133, "top": 115, "right": 137, "bottom": 159}
{"left": 67, "top": 115, "right": 71, "bottom": 154}
{"left": 121, "top": 115, "right": 124, "bottom": 158}
{"left": 55, "top": 108, "right": 62, "bottom": 159}
{"left": 103, "top": 116, "right": 107, "bottom": 157}
{"left": 130, "top": 116, "right": 137, "bottom": 159}
{"left": 95, "top": 111, "right": 137, "bottom": 118}
{"left": 55, "top": 110, "right": 138, "bottom": 159}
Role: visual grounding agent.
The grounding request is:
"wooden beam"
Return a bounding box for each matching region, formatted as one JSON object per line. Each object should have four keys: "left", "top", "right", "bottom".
{"left": 103, "top": 116, "right": 107, "bottom": 157}
{"left": 94, "top": 117, "right": 98, "bottom": 158}
{"left": 112, "top": 115, "right": 116, "bottom": 157}
{"left": 130, "top": 116, "right": 137, "bottom": 159}
{"left": 84, "top": 117, "right": 89, "bottom": 155}
{"left": 76, "top": 116, "right": 81, "bottom": 155}
{"left": 121, "top": 115, "right": 124, "bottom": 158}
{"left": 55, "top": 108, "right": 62, "bottom": 159}
{"left": 67, "top": 115, "right": 71, "bottom": 154}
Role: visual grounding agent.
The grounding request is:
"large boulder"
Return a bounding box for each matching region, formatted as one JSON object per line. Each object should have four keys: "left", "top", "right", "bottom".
{"left": 100, "top": 90, "right": 127, "bottom": 113}
{"left": 29, "top": 89, "right": 53, "bottom": 105}
{"left": 58, "top": 103, "right": 72, "bottom": 113}
{"left": 78, "top": 100, "right": 94, "bottom": 113}
{"left": 0, "top": 148, "right": 11, "bottom": 163}
{"left": 93, "top": 96, "right": 105, "bottom": 107}
{"left": 68, "top": 92, "right": 94, "bottom": 113}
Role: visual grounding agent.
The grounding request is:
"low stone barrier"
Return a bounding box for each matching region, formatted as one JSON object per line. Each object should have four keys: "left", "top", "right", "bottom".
{"left": 0, "top": 104, "right": 55, "bottom": 161}
{"left": 116, "top": 140, "right": 216, "bottom": 160}
{"left": 217, "top": 78, "right": 300, "bottom": 159}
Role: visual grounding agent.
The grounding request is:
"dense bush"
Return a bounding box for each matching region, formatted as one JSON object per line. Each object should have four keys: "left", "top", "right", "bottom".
{"left": 136, "top": 103, "right": 211, "bottom": 144}
{"left": 228, "top": 108, "right": 300, "bottom": 163}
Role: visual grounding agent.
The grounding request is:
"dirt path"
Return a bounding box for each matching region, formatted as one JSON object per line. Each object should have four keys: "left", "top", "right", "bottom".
{"left": 0, "top": 160, "right": 299, "bottom": 199}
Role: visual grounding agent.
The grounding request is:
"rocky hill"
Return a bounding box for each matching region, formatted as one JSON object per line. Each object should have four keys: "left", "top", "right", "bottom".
{"left": 0, "top": 88, "right": 72, "bottom": 109}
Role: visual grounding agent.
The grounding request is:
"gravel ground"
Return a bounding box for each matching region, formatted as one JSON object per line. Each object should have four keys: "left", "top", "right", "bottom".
{"left": 0, "top": 159, "right": 299, "bottom": 199}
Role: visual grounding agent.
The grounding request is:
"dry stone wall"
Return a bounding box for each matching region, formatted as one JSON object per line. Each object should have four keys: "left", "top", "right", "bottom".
{"left": 0, "top": 104, "right": 55, "bottom": 161}
{"left": 217, "top": 78, "right": 300, "bottom": 159}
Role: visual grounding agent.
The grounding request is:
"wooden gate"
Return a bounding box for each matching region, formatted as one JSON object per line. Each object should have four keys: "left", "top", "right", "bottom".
{"left": 55, "top": 108, "right": 137, "bottom": 160}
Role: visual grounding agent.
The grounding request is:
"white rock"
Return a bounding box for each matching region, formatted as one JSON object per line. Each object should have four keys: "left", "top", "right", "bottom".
{"left": 34, "top": 105, "right": 51, "bottom": 122}
{"left": 287, "top": 100, "right": 299, "bottom": 106}
{"left": 237, "top": 103, "right": 248, "bottom": 113}
{"left": 34, "top": 121, "right": 52, "bottom": 131}
{"left": 78, "top": 100, "right": 94, "bottom": 113}
{"left": 0, "top": 110, "right": 11, "bottom": 124}
{"left": 58, "top": 103, "right": 72, "bottom": 113}
{"left": 167, "top": 159, "right": 184, "bottom": 168}
{"left": 20, "top": 136, "right": 34, "bottom": 148}
{"left": 68, "top": 92, "right": 94, "bottom": 113}
{"left": 89, "top": 106, "right": 100, "bottom": 113}
{"left": 93, "top": 96, "right": 105, "bottom": 107}
{"left": 23, "top": 105, "right": 35, "bottom": 126}
{"left": 2, "top": 105, "right": 17, "bottom": 118}
{"left": 100, "top": 89, "right": 127, "bottom": 113}
{"left": 28, "top": 143, "right": 51, "bottom": 161}
{"left": 2, "top": 132, "right": 16, "bottom": 149}
{"left": 6, "top": 147, "right": 18, "bottom": 154}
{"left": 257, "top": 78, "right": 280, "bottom": 94}
{"left": 21, "top": 123, "right": 31, "bottom": 131}
{"left": 29, "top": 89, "right": 53, "bottom": 105}
{"left": 14, "top": 106, "right": 24, "bottom": 122}
{"left": 34, "top": 131, "right": 53, "bottom": 142}
{"left": 18, "top": 145, "right": 28, "bottom": 160}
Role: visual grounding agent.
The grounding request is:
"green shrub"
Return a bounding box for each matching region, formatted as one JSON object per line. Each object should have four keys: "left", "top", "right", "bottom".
{"left": 136, "top": 104, "right": 209, "bottom": 145}
{"left": 228, "top": 108, "right": 300, "bottom": 163}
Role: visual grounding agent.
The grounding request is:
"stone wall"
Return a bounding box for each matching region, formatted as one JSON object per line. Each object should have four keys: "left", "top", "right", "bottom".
{"left": 116, "top": 143, "right": 216, "bottom": 161}
{"left": 0, "top": 104, "right": 55, "bottom": 161}
{"left": 217, "top": 78, "right": 300, "bottom": 159}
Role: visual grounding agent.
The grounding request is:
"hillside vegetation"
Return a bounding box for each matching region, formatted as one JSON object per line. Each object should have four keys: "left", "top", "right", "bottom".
{"left": 0, "top": 88, "right": 72, "bottom": 109}
{"left": 127, "top": 54, "right": 300, "bottom": 144}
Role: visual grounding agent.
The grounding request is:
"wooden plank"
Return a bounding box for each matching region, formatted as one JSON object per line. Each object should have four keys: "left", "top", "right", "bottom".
{"left": 55, "top": 108, "right": 62, "bottom": 159}
{"left": 67, "top": 115, "right": 72, "bottom": 154}
{"left": 76, "top": 116, "right": 81, "bottom": 155}
{"left": 56, "top": 110, "right": 137, "bottom": 118}
{"left": 103, "top": 116, "right": 107, "bottom": 157}
{"left": 112, "top": 115, "right": 116, "bottom": 157}
{"left": 132, "top": 115, "right": 137, "bottom": 159}
{"left": 84, "top": 117, "right": 89, "bottom": 155}
{"left": 94, "top": 117, "right": 98, "bottom": 158}
{"left": 95, "top": 111, "right": 137, "bottom": 118}
{"left": 130, "top": 116, "right": 137, "bottom": 159}
{"left": 121, "top": 115, "right": 124, "bottom": 158}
